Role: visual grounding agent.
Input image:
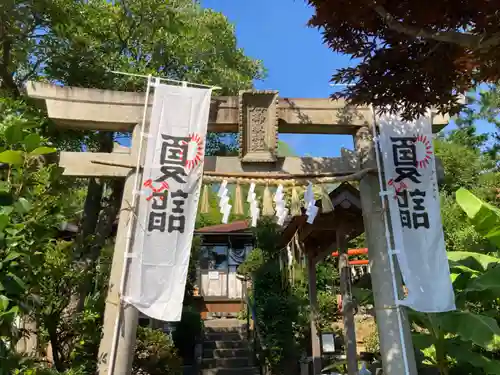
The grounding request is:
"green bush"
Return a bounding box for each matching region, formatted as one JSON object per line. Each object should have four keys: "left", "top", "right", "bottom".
{"left": 250, "top": 219, "right": 309, "bottom": 375}
{"left": 133, "top": 326, "right": 182, "bottom": 375}
{"left": 411, "top": 189, "right": 500, "bottom": 375}
{"left": 172, "top": 306, "right": 203, "bottom": 365}
{"left": 363, "top": 327, "right": 380, "bottom": 354}
{"left": 237, "top": 248, "right": 264, "bottom": 278}
{"left": 11, "top": 364, "right": 87, "bottom": 375}
{"left": 254, "top": 261, "right": 302, "bottom": 373}
{"left": 317, "top": 291, "right": 339, "bottom": 331}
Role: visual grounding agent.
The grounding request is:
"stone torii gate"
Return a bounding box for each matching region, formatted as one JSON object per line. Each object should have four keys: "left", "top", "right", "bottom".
{"left": 27, "top": 81, "right": 448, "bottom": 375}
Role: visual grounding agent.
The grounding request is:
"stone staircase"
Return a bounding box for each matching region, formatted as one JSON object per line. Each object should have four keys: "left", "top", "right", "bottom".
{"left": 201, "top": 319, "right": 258, "bottom": 375}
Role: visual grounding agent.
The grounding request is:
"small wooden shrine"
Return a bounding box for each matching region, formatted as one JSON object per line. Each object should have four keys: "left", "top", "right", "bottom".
{"left": 281, "top": 182, "right": 365, "bottom": 374}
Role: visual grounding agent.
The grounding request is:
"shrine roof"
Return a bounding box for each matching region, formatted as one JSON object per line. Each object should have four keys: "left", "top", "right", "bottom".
{"left": 195, "top": 220, "right": 250, "bottom": 234}
{"left": 280, "top": 182, "right": 364, "bottom": 258}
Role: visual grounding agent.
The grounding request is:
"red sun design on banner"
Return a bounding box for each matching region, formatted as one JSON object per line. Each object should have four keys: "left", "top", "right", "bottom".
{"left": 181, "top": 133, "right": 204, "bottom": 171}
{"left": 415, "top": 134, "right": 433, "bottom": 169}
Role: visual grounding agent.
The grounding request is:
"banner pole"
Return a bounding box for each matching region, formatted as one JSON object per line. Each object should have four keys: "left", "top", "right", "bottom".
{"left": 370, "top": 106, "right": 411, "bottom": 375}
{"left": 109, "top": 70, "right": 222, "bottom": 90}
{"left": 107, "top": 74, "right": 153, "bottom": 375}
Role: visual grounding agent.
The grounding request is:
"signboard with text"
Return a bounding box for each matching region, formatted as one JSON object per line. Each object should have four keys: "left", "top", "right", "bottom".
{"left": 378, "top": 113, "right": 456, "bottom": 312}
{"left": 125, "top": 83, "right": 212, "bottom": 321}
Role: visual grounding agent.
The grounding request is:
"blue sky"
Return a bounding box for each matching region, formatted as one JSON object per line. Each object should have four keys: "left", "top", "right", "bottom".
{"left": 201, "top": 0, "right": 497, "bottom": 156}
{"left": 202, "top": 0, "right": 355, "bottom": 156}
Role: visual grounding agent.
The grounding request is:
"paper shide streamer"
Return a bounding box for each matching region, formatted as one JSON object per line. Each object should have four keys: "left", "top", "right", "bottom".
{"left": 217, "top": 179, "right": 231, "bottom": 224}
{"left": 274, "top": 184, "right": 289, "bottom": 226}
{"left": 247, "top": 182, "right": 260, "bottom": 227}
{"left": 304, "top": 182, "right": 318, "bottom": 224}
{"left": 199, "top": 179, "right": 340, "bottom": 226}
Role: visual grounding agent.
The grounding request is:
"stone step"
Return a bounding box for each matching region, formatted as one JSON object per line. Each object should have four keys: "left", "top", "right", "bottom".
{"left": 202, "top": 357, "right": 252, "bottom": 369}
{"left": 204, "top": 340, "right": 248, "bottom": 350}
{"left": 203, "top": 318, "right": 245, "bottom": 329}
{"left": 205, "top": 326, "right": 247, "bottom": 334}
{"left": 201, "top": 367, "right": 259, "bottom": 375}
{"left": 203, "top": 348, "right": 251, "bottom": 359}
{"left": 205, "top": 332, "right": 246, "bottom": 341}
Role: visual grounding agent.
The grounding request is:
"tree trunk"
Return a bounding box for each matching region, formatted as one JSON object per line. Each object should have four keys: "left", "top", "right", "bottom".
{"left": 47, "top": 319, "right": 63, "bottom": 371}
{"left": 72, "top": 132, "right": 114, "bottom": 313}
{"left": 76, "top": 178, "right": 124, "bottom": 312}
{"left": 75, "top": 133, "right": 114, "bottom": 257}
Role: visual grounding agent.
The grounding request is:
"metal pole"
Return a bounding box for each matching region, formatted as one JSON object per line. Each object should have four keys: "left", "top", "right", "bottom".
{"left": 354, "top": 126, "right": 418, "bottom": 375}
{"left": 109, "top": 70, "right": 222, "bottom": 90}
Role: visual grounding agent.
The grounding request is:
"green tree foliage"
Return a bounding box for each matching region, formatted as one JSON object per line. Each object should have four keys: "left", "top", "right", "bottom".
{"left": 453, "top": 85, "right": 500, "bottom": 161}
{"left": 277, "top": 140, "right": 297, "bottom": 157}
{"left": 435, "top": 139, "right": 489, "bottom": 195}
{"left": 307, "top": 0, "right": 500, "bottom": 120}
{"left": 237, "top": 248, "right": 264, "bottom": 278}
{"left": 412, "top": 189, "right": 500, "bottom": 375}
{"left": 133, "top": 326, "right": 182, "bottom": 375}
{"left": 238, "top": 219, "right": 308, "bottom": 374}
{"left": 0, "top": 97, "right": 111, "bottom": 374}
{"left": 1, "top": 0, "right": 264, "bottom": 94}
{"left": 0, "top": 97, "right": 64, "bottom": 372}
{"left": 0, "top": 0, "right": 265, "bottom": 373}
{"left": 239, "top": 218, "right": 343, "bottom": 374}
{"left": 171, "top": 306, "right": 203, "bottom": 366}
{"left": 435, "top": 122, "right": 499, "bottom": 254}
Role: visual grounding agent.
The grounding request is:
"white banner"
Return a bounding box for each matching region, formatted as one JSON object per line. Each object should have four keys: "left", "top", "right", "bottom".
{"left": 378, "top": 113, "right": 456, "bottom": 312}
{"left": 125, "top": 83, "right": 212, "bottom": 321}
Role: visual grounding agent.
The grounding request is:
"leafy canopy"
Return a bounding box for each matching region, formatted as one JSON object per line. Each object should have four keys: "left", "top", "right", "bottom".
{"left": 0, "top": 0, "right": 266, "bottom": 373}
{"left": 307, "top": 0, "right": 500, "bottom": 119}
{"left": 1, "top": 0, "right": 264, "bottom": 95}
{"left": 412, "top": 189, "right": 500, "bottom": 375}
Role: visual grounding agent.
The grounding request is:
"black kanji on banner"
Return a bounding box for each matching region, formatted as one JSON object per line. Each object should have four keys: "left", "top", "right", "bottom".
{"left": 396, "top": 190, "right": 411, "bottom": 229}
{"left": 155, "top": 134, "right": 190, "bottom": 184}
{"left": 146, "top": 189, "right": 190, "bottom": 233}
{"left": 145, "top": 133, "right": 192, "bottom": 234}
{"left": 394, "top": 188, "right": 430, "bottom": 230}
{"left": 391, "top": 136, "right": 430, "bottom": 230}
{"left": 148, "top": 191, "right": 168, "bottom": 232}
{"left": 168, "top": 190, "right": 188, "bottom": 233}
{"left": 410, "top": 189, "right": 429, "bottom": 229}
{"left": 391, "top": 136, "right": 422, "bottom": 184}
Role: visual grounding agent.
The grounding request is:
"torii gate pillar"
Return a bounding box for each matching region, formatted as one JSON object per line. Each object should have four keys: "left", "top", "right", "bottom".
{"left": 355, "top": 127, "right": 418, "bottom": 375}
{"left": 97, "top": 127, "right": 142, "bottom": 375}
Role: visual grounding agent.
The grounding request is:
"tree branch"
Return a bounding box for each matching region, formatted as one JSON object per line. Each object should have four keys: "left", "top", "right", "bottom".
{"left": 372, "top": 4, "right": 500, "bottom": 50}
{"left": 0, "top": 38, "right": 20, "bottom": 97}
{"left": 19, "top": 58, "right": 43, "bottom": 83}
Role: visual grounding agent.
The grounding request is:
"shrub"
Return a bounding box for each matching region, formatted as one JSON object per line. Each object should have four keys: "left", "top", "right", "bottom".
{"left": 363, "top": 326, "right": 380, "bottom": 354}
{"left": 237, "top": 248, "right": 264, "bottom": 278}
{"left": 253, "top": 259, "right": 310, "bottom": 373}
{"left": 11, "top": 365, "right": 88, "bottom": 375}
{"left": 248, "top": 219, "right": 312, "bottom": 375}
{"left": 317, "top": 291, "right": 339, "bottom": 331}
{"left": 133, "top": 326, "right": 182, "bottom": 375}
{"left": 172, "top": 306, "right": 203, "bottom": 365}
